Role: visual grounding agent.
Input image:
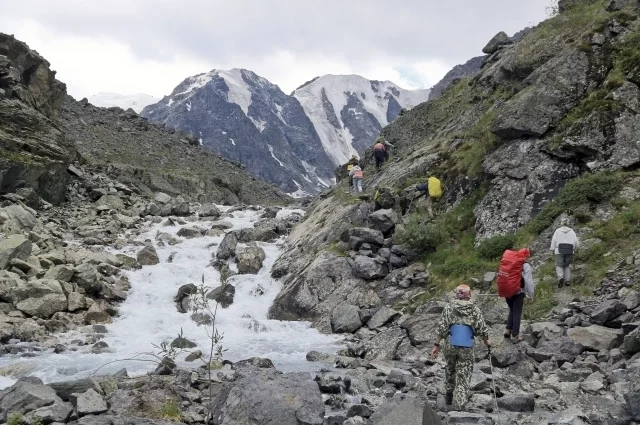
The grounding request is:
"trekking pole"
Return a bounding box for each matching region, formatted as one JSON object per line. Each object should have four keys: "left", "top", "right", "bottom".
{"left": 487, "top": 346, "right": 502, "bottom": 422}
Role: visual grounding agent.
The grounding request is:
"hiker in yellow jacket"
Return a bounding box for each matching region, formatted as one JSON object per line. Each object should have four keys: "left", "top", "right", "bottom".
{"left": 415, "top": 176, "right": 443, "bottom": 217}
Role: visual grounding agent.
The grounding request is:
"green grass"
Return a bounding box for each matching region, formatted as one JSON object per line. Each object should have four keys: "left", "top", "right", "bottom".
{"left": 7, "top": 413, "right": 24, "bottom": 425}
{"left": 326, "top": 242, "right": 346, "bottom": 257}
{"left": 522, "top": 172, "right": 625, "bottom": 237}
{"left": 523, "top": 280, "right": 558, "bottom": 320}
{"left": 160, "top": 400, "right": 181, "bottom": 422}
{"left": 477, "top": 234, "right": 516, "bottom": 260}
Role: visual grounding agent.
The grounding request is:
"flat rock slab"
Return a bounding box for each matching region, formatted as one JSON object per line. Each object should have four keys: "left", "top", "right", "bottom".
{"left": 368, "top": 396, "right": 442, "bottom": 425}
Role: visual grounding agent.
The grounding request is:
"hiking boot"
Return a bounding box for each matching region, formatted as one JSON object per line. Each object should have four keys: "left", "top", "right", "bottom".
{"left": 558, "top": 278, "right": 565, "bottom": 288}
{"left": 445, "top": 392, "right": 453, "bottom": 406}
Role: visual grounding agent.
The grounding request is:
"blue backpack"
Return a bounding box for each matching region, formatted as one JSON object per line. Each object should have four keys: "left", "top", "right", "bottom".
{"left": 449, "top": 324, "right": 475, "bottom": 348}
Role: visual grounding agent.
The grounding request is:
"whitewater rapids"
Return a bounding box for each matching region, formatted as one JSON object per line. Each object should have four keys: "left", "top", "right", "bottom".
{"left": 0, "top": 207, "right": 341, "bottom": 389}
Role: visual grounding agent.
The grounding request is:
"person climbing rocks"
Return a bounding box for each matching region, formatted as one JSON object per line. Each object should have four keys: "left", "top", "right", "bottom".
{"left": 346, "top": 155, "right": 358, "bottom": 191}
{"left": 373, "top": 137, "right": 394, "bottom": 170}
{"left": 431, "top": 284, "right": 491, "bottom": 411}
{"left": 550, "top": 217, "right": 579, "bottom": 288}
{"left": 415, "top": 176, "right": 443, "bottom": 217}
{"left": 497, "top": 248, "right": 535, "bottom": 343}
{"left": 349, "top": 163, "right": 364, "bottom": 193}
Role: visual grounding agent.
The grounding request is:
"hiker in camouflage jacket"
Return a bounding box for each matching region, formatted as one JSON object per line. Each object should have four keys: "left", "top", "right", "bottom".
{"left": 431, "top": 285, "right": 491, "bottom": 411}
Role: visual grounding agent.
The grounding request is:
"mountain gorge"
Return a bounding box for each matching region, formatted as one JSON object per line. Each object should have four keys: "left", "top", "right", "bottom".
{"left": 141, "top": 71, "right": 430, "bottom": 195}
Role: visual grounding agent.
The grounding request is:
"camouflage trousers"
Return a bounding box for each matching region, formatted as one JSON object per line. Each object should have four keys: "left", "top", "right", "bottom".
{"left": 444, "top": 346, "right": 475, "bottom": 410}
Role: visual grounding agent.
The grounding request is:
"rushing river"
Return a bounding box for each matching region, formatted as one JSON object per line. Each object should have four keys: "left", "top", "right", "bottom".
{"left": 0, "top": 207, "right": 341, "bottom": 389}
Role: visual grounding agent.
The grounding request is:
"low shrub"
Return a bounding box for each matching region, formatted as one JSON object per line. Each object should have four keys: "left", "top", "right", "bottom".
{"left": 396, "top": 215, "right": 446, "bottom": 253}
{"left": 477, "top": 234, "right": 516, "bottom": 260}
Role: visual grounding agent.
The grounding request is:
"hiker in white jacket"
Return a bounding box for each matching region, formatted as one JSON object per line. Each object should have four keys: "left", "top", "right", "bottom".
{"left": 550, "top": 217, "right": 580, "bottom": 288}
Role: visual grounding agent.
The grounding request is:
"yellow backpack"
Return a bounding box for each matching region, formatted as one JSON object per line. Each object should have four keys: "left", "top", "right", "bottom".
{"left": 428, "top": 177, "right": 442, "bottom": 199}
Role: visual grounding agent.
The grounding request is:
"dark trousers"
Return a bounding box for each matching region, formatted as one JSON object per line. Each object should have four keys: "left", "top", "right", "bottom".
{"left": 505, "top": 292, "right": 525, "bottom": 336}
{"left": 374, "top": 150, "right": 385, "bottom": 169}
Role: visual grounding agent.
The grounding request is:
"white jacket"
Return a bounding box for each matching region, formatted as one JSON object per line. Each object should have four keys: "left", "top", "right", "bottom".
{"left": 550, "top": 226, "right": 579, "bottom": 255}
{"left": 522, "top": 263, "right": 535, "bottom": 298}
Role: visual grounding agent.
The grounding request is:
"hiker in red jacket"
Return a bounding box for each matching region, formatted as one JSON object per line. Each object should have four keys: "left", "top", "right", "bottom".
{"left": 372, "top": 137, "right": 394, "bottom": 170}
{"left": 497, "top": 248, "right": 535, "bottom": 343}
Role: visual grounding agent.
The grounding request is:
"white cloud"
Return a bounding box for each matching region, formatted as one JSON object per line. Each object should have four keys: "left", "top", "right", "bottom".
{"left": 1, "top": 1, "right": 550, "bottom": 98}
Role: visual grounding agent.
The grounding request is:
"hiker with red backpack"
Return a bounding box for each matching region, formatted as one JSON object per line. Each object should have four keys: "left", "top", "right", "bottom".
{"left": 497, "top": 248, "right": 535, "bottom": 343}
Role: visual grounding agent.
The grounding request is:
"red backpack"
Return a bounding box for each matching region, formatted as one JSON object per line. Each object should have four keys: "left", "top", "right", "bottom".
{"left": 496, "top": 249, "right": 529, "bottom": 298}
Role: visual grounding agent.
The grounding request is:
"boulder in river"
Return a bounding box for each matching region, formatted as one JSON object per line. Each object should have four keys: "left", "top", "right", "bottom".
{"left": 331, "top": 304, "right": 362, "bottom": 333}
{"left": 137, "top": 245, "right": 160, "bottom": 266}
{"left": 217, "top": 233, "right": 238, "bottom": 260}
{"left": 235, "top": 245, "right": 266, "bottom": 274}
{"left": 207, "top": 284, "right": 236, "bottom": 308}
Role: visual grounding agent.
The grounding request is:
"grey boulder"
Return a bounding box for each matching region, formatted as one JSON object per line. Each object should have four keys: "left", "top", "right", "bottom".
{"left": 0, "top": 378, "right": 64, "bottom": 422}
{"left": 351, "top": 255, "right": 388, "bottom": 280}
{"left": 211, "top": 367, "right": 324, "bottom": 425}
{"left": 217, "top": 233, "right": 238, "bottom": 260}
{"left": 0, "top": 235, "right": 32, "bottom": 270}
{"left": 567, "top": 325, "right": 624, "bottom": 351}
{"left": 368, "top": 209, "right": 398, "bottom": 234}
{"left": 71, "top": 388, "right": 108, "bottom": 416}
{"left": 137, "top": 246, "right": 160, "bottom": 266}
{"left": 331, "top": 304, "right": 362, "bottom": 333}
{"left": 482, "top": 31, "right": 511, "bottom": 54}
{"left": 235, "top": 245, "right": 266, "bottom": 274}
{"left": 590, "top": 299, "right": 627, "bottom": 325}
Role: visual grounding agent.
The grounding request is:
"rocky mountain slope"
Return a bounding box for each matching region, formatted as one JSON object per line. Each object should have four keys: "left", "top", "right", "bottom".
{"left": 88, "top": 92, "right": 159, "bottom": 113}
{"left": 292, "top": 75, "right": 430, "bottom": 165}
{"left": 0, "top": 33, "right": 288, "bottom": 207}
{"left": 141, "top": 71, "right": 430, "bottom": 195}
{"left": 265, "top": 0, "right": 640, "bottom": 422}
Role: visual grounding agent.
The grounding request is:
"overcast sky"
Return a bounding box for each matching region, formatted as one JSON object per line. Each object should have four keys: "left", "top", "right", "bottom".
{"left": 1, "top": 1, "right": 551, "bottom": 99}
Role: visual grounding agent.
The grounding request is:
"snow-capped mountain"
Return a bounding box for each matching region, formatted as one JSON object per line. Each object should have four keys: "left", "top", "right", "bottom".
{"left": 141, "top": 70, "right": 430, "bottom": 195}
{"left": 88, "top": 92, "right": 159, "bottom": 113}
{"left": 293, "top": 75, "right": 430, "bottom": 166}
{"left": 142, "top": 69, "right": 334, "bottom": 195}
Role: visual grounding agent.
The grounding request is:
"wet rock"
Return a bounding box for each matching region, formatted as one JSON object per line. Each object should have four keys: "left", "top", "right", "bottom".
{"left": 347, "top": 404, "right": 372, "bottom": 418}
{"left": 235, "top": 246, "right": 266, "bottom": 274}
{"left": 367, "top": 306, "right": 399, "bottom": 330}
{"left": 171, "top": 203, "right": 190, "bottom": 216}
{"left": 331, "top": 304, "right": 362, "bottom": 333}
{"left": 175, "top": 283, "right": 197, "bottom": 304}
{"left": 84, "top": 305, "right": 112, "bottom": 325}
{"left": 590, "top": 299, "right": 627, "bottom": 325}
{"left": 368, "top": 209, "right": 399, "bottom": 234}
{"left": 115, "top": 254, "right": 140, "bottom": 270}
{"left": 567, "top": 325, "right": 624, "bottom": 351}
{"left": 154, "top": 192, "right": 172, "bottom": 204}
{"left": 95, "top": 194, "right": 125, "bottom": 211}
{"left": 217, "top": 233, "right": 238, "bottom": 260}
{"left": 233, "top": 227, "right": 279, "bottom": 243}
{"left": 482, "top": 31, "right": 511, "bottom": 54}
{"left": 199, "top": 203, "right": 221, "bottom": 218}
{"left": 170, "top": 336, "right": 197, "bottom": 349}
{"left": 73, "top": 263, "right": 102, "bottom": 295}
{"left": 344, "top": 418, "right": 366, "bottom": 425}
{"left": 136, "top": 246, "right": 159, "bottom": 266}
{"left": 207, "top": 284, "right": 235, "bottom": 308}
{"left": 71, "top": 388, "right": 108, "bottom": 416}
{"left": 91, "top": 341, "right": 109, "bottom": 354}
{"left": 497, "top": 393, "right": 535, "bottom": 412}
{"left": 177, "top": 227, "right": 203, "bottom": 239}
{"left": 211, "top": 367, "right": 324, "bottom": 425}
{"left": 351, "top": 256, "right": 388, "bottom": 280}
{"left": 315, "top": 372, "right": 350, "bottom": 394}
{"left": 306, "top": 351, "right": 336, "bottom": 363}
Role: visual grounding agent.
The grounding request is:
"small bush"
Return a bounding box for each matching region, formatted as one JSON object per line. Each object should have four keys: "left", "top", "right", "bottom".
{"left": 523, "top": 280, "right": 558, "bottom": 320}
{"left": 7, "top": 413, "right": 24, "bottom": 425}
{"left": 477, "top": 234, "right": 516, "bottom": 260}
{"left": 525, "top": 172, "right": 624, "bottom": 235}
{"left": 396, "top": 215, "right": 446, "bottom": 253}
{"left": 160, "top": 400, "right": 181, "bottom": 421}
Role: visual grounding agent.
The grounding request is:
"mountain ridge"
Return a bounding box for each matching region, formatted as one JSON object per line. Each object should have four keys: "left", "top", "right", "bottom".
{"left": 141, "top": 69, "right": 430, "bottom": 195}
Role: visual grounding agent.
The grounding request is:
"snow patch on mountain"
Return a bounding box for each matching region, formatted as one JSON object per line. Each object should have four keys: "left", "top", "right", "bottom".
{"left": 293, "top": 75, "right": 430, "bottom": 165}
{"left": 88, "top": 92, "right": 159, "bottom": 113}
